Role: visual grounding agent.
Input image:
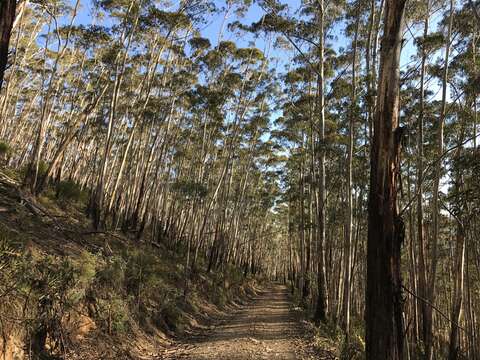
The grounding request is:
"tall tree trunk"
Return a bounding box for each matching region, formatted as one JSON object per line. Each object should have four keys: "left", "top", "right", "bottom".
{"left": 91, "top": 0, "right": 137, "bottom": 229}
{"left": 365, "top": 0, "right": 376, "bottom": 142}
{"left": 299, "top": 158, "right": 306, "bottom": 297}
{"left": 0, "top": 0, "right": 16, "bottom": 89}
{"left": 313, "top": 0, "right": 328, "bottom": 325}
{"left": 36, "top": 84, "right": 108, "bottom": 195}
{"left": 416, "top": 4, "right": 430, "bottom": 354}
{"left": 447, "top": 116, "right": 468, "bottom": 360}
{"left": 343, "top": 14, "right": 359, "bottom": 337}
{"left": 427, "top": 1, "right": 454, "bottom": 358}
{"left": 366, "top": 0, "right": 407, "bottom": 358}
{"left": 448, "top": 222, "right": 465, "bottom": 360}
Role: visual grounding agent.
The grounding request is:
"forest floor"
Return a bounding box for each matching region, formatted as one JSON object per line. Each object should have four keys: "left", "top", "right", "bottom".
{"left": 161, "top": 285, "right": 334, "bottom": 360}
{"left": 0, "top": 171, "right": 340, "bottom": 360}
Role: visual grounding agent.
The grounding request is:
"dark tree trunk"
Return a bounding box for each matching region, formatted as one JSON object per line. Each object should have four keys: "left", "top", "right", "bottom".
{"left": 366, "top": 0, "right": 407, "bottom": 359}
{"left": 0, "top": 0, "right": 16, "bottom": 89}
{"left": 313, "top": 0, "right": 328, "bottom": 325}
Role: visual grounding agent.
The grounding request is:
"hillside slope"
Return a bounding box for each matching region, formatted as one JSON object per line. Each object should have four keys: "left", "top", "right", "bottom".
{"left": 0, "top": 171, "right": 261, "bottom": 360}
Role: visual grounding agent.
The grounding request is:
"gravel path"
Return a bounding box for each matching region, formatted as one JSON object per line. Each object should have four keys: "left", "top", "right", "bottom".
{"left": 162, "top": 285, "right": 317, "bottom": 360}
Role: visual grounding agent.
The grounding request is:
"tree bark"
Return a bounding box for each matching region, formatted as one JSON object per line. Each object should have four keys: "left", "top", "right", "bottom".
{"left": 448, "top": 223, "right": 465, "bottom": 360}
{"left": 366, "top": 0, "right": 407, "bottom": 358}
{"left": 0, "top": 0, "right": 16, "bottom": 89}
{"left": 416, "top": 4, "right": 430, "bottom": 354}
{"left": 343, "top": 14, "right": 359, "bottom": 337}
{"left": 427, "top": 1, "right": 454, "bottom": 358}
{"left": 313, "top": 0, "right": 328, "bottom": 325}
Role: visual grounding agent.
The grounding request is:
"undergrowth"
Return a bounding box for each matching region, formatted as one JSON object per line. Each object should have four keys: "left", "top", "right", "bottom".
{"left": 0, "top": 222, "right": 257, "bottom": 359}
{"left": 290, "top": 284, "right": 365, "bottom": 360}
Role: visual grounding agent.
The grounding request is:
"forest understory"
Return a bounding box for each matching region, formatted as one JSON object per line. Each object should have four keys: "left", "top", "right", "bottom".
{"left": 0, "top": 170, "right": 339, "bottom": 360}
{"left": 0, "top": 0, "right": 480, "bottom": 359}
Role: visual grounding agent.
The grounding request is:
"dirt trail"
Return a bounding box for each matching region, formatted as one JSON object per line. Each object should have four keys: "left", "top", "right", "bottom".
{"left": 163, "top": 285, "right": 318, "bottom": 360}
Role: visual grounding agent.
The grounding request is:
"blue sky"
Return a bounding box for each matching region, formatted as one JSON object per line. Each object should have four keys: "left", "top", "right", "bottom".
{"left": 71, "top": 0, "right": 339, "bottom": 71}
{"left": 56, "top": 0, "right": 452, "bottom": 185}
{"left": 65, "top": 0, "right": 447, "bottom": 104}
{"left": 69, "top": 0, "right": 436, "bottom": 71}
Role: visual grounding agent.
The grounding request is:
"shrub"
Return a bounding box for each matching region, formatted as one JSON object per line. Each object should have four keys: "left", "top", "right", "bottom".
{"left": 96, "top": 255, "right": 126, "bottom": 290}
{"left": 96, "top": 296, "right": 130, "bottom": 334}
{"left": 69, "top": 251, "right": 97, "bottom": 303}
{"left": 340, "top": 335, "right": 365, "bottom": 360}
{"left": 89, "top": 255, "right": 131, "bottom": 334}
{"left": 0, "top": 229, "right": 130, "bottom": 352}
{"left": 2, "top": 250, "right": 98, "bottom": 356}
{"left": 19, "top": 160, "right": 48, "bottom": 182}
{"left": 125, "top": 249, "right": 160, "bottom": 302}
{"left": 160, "top": 303, "right": 184, "bottom": 332}
{"left": 0, "top": 141, "right": 10, "bottom": 155}
{"left": 56, "top": 180, "right": 87, "bottom": 203}
{"left": 0, "top": 232, "right": 26, "bottom": 340}
{"left": 337, "top": 322, "right": 365, "bottom": 360}
{"left": 24, "top": 256, "right": 80, "bottom": 355}
{"left": 208, "top": 282, "right": 227, "bottom": 306}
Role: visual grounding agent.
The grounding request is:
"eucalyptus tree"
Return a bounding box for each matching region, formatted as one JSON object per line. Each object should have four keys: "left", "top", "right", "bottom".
{"left": 413, "top": 0, "right": 434, "bottom": 352}
{"left": 340, "top": 0, "right": 364, "bottom": 336}
{"left": 0, "top": 0, "right": 16, "bottom": 88}
{"left": 34, "top": 25, "right": 111, "bottom": 194}
{"left": 21, "top": 0, "right": 84, "bottom": 193}
{"left": 427, "top": 2, "right": 455, "bottom": 358}
{"left": 0, "top": 3, "right": 49, "bottom": 145}
{"left": 254, "top": 0, "right": 352, "bottom": 323}
{"left": 2, "top": 0, "right": 480, "bottom": 357}
{"left": 312, "top": 0, "right": 328, "bottom": 324}
{"left": 366, "top": 0, "right": 407, "bottom": 357}
{"left": 89, "top": 0, "right": 150, "bottom": 229}
{"left": 442, "top": 3, "right": 480, "bottom": 357}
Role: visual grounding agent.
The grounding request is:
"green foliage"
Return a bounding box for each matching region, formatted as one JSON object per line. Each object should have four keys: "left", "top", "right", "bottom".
{"left": 91, "top": 255, "right": 129, "bottom": 333}
{"left": 2, "top": 251, "right": 97, "bottom": 354}
{"left": 37, "top": 160, "right": 49, "bottom": 179}
{"left": 123, "top": 248, "right": 187, "bottom": 331}
{"left": 202, "top": 265, "right": 247, "bottom": 307}
{"left": 160, "top": 302, "right": 184, "bottom": 332}
{"left": 0, "top": 229, "right": 25, "bottom": 335}
{"left": 96, "top": 255, "right": 126, "bottom": 289}
{"left": 96, "top": 295, "right": 130, "bottom": 334}
{"left": 56, "top": 179, "right": 87, "bottom": 203}
{"left": 125, "top": 248, "right": 159, "bottom": 296}
{"left": 171, "top": 180, "right": 208, "bottom": 200}
{"left": 0, "top": 141, "right": 11, "bottom": 155}
{"left": 189, "top": 36, "right": 211, "bottom": 53}
{"left": 312, "top": 320, "right": 364, "bottom": 360}
{"left": 20, "top": 160, "right": 48, "bottom": 182}
{"left": 93, "top": 247, "right": 186, "bottom": 333}
{"left": 340, "top": 333, "right": 365, "bottom": 360}
{"left": 143, "top": 9, "right": 192, "bottom": 31}
{"left": 414, "top": 32, "right": 445, "bottom": 54}
{"left": 69, "top": 251, "right": 98, "bottom": 302}
{"left": 311, "top": 321, "right": 343, "bottom": 358}
{"left": 210, "top": 284, "right": 228, "bottom": 306}
{"left": 0, "top": 230, "right": 99, "bottom": 352}
{"left": 29, "top": 256, "right": 76, "bottom": 306}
